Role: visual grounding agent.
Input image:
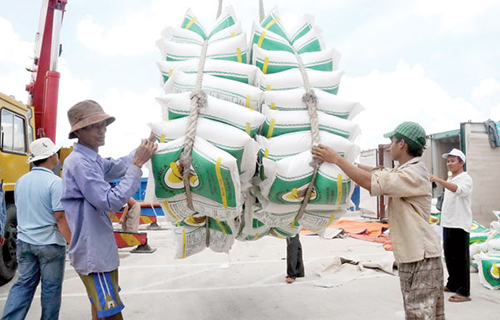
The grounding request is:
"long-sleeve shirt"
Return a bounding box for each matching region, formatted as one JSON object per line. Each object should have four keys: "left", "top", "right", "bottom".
{"left": 370, "top": 157, "right": 442, "bottom": 264}
{"left": 61, "top": 143, "right": 142, "bottom": 275}
{"left": 441, "top": 172, "right": 473, "bottom": 232}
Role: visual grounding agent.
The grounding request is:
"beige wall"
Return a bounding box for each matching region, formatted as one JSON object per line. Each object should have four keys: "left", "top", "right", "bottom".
{"left": 466, "top": 132, "right": 500, "bottom": 226}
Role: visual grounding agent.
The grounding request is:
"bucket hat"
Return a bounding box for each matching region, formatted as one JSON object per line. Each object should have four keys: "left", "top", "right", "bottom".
{"left": 67, "top": 100, "right": 115, "bottom": 139}
{"left": 383, "top": 121, "right": 427, "bottom": 148}
{"left": 442, "top": 148, "right": 466, "bottom": 163}
{"left": 28, "top": 138, "right": 61, "bottom": 163}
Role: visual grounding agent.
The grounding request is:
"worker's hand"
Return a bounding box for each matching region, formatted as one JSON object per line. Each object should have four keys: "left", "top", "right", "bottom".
{"left": 311, "top": 144, "right": 341, "bottom": 164}
{"left": 429, "top": 174, "right": 440, "bottom": 184}
{"left": 119, "top": 216, "right": 126, "bottom": 224}
{"left": 132, "top": 132, "right": 158, "bottom": 168}
{"left": 148, "top": 132, "right": 157, "bottom": 143}
{"left": 0, "top": 236, "right": 5, "bottom": 247}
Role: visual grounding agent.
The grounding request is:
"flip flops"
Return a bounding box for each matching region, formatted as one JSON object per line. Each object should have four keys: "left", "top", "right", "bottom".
{"left": 285, "top": 276, "right": 296, "bottom": 284}
{"left": 449, "top": 294, "right": 471, "bottom": 302}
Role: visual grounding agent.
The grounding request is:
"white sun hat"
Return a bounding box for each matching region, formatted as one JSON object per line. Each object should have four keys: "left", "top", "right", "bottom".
{"left": 27, "top": 138, "right": 61, "bottom": 163}
{"left": 442, "top": 148, "right": 466, "bottom": 163}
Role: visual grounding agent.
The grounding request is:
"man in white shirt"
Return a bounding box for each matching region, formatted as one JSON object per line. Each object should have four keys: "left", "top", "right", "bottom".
{"left": 430, "top": 148, "right": 473, "bottom": 303}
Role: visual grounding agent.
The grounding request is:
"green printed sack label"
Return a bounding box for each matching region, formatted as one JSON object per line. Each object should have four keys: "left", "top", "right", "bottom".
{"left": 471, "top": 221, "right": 489, "bottom": 233}
{"left": 260, "top": 152, "right": 354, "bottom": 212}
{"left": 151, "top": 137, "right": 241, "bottom": 211}
{"left": 149, "top": 117, "right": 260, "bottom": 185}
{"left": 478, "top": 255, "right": 500, "bottom": 290}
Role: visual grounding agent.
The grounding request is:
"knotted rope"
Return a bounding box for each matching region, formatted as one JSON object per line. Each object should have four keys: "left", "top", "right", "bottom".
{"left": 179, "top": 39, "right": 209, "bottom": 212}
{"left": 292, "top": 49, "right": 321, "bottom": 222}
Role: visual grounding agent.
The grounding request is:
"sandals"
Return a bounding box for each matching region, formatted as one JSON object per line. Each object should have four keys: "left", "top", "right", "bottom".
{"left": 285, "top": 276, "right": 296, "bottom": 284}
{"left": 443, "top": 286, "right": 452, "bottom": 292}
{"left": 449, "top": 294, "right": 471, "bottom": 302}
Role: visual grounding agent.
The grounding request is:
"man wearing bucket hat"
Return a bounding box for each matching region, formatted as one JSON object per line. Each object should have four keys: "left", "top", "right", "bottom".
{"left": 2, "top": 138, "right": 71, "bottom": 320}
{"left": 430, "top": 148, "right": 473, "bottom": 303}
{"left": 61, "top": 100, "right": 156, "bottom": 320}
{"left": 312, "top": 121, "right": 444, "bottom": 319}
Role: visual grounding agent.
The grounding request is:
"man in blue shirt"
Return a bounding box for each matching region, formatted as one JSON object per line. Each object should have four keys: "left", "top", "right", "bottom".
{"left": 62, "top": 100, "right": 156, "bottom": 320}
{"left": 2, "top": 138, "right": 71, "bottom": 320}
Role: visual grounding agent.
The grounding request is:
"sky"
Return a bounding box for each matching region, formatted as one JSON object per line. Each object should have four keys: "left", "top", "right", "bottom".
{"left": 1, "top": 0, "right": 500, "bottom": 159}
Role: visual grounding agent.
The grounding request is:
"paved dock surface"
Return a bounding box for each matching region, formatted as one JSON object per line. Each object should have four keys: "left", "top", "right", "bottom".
{"left": 1, "top": 217, "right": 499, "bottom": 319}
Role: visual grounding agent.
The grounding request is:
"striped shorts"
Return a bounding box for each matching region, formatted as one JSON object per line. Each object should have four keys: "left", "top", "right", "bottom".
{"left": 399, "top": 257, "right": 445, "bottom": 320}
{"left": 79, "top": 270, "right": 124, "bottom": 318}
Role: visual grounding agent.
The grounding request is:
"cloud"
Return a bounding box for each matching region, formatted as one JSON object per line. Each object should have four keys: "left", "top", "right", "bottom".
{"left": 95, "top": 86, "right": 162, "bottom": 158}
{"left": 56, "top": 58, "right": 93, "bottom": 147}
{"left": 0, "top": 17, "right": 34, "bottom": 102}
{"left": 0, "top": 16, "right": 92, "bottom": 148}
{"left": 76, "top": 0, "right": 227, "bottom": 56}
{"left": 340, "top": 61, "right": 485, "bottom": 150}
{"left": 472, "top": 78, "right": 500, "bottom": 120}
{"left": 413, "top": 0, "right": 500, "bottom": 32}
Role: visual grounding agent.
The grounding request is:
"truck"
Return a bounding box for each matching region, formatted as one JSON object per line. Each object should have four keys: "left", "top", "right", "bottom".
{"left": 0, "top": 0, "right": 68, "bottom": 285}
{"left": 357, "top": 121, "right": 500, "bottom": 227}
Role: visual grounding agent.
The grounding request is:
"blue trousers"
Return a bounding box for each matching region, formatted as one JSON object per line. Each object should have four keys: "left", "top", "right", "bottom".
{"left": 2, "top": 240, "right": 66, "bottom": 320}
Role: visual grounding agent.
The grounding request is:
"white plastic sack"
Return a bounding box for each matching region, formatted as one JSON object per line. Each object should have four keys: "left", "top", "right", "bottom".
{"left": 249, "top": 18, "right": 324, "bottom": 55}
{"left": 163, "top": 72, "right": 263, "bottom": 110}
{"left": 157, "top": 59, "right": 261, "bottom": 85}
{"left": 256, "top": 131, "right": 360, "bottom": 163}
{"left": 252, "top": 44, "right": 341, "bottom": 74}
{"left": 259, "top": 151, "right": 355, "bottom": 214}
{"left": 156, "top": 92, "right": 265, "bottom": 137}
{"left": 208, "top": 218, "right": 237, "bottom": 253}
{"left": 260, "top": 105, "right": 361, "bottom": 141}
{"left": 149, "top": 118, "right": 259, "bottom": 186}
{"left": 161, "top": 21, "right": 243, "bottom": 46}
{"left": 174, "top": 225, "right": 206, "bottom": 259}
{"left": 157, "top": 33, "right": 248, "bottom": 64}
{"left": 264, "top": 88, "right": 363, "bottom": 120}
{"left": 476, "top": 252, "right": 500, "bottom": 290}
{"left": 258, "top": 69, "right": 344, "bottom": 95}
{"left": 176, "top": 6, "right": 240, "bottom": 41}
{"left": 299, "top": 210, "right": 347, "bottom": 235}
{"left": 149, "top": 137, "right": 243, "bottom": 220}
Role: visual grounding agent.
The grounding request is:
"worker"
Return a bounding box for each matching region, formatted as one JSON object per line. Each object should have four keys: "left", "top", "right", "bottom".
{"left": 2, "top": 138, "right": 71, "bottom": 320}
{"left": 285, "top": 233, "right": 304, "bottom": 283}
{"left": 430, "top": 148, "right": 473, "bottom": 303}
{"left": 312, "top": 121, "right": 444, "bottom": 319}
{"left": 120, "top": 197, "right": 141, "bottom": 233}
{"left": 61, "top": 100, "right": 157, "bottom": 320}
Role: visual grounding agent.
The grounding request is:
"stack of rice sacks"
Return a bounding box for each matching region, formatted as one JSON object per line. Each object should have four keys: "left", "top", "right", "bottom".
{"left": 249, "top": 7, "right": 364, "bottom": 239}
{"left": 148, "top": 7, "right": 265, "bottom": 258}
{"left": 469, "top": 214, "right": 500, "bottom": 290}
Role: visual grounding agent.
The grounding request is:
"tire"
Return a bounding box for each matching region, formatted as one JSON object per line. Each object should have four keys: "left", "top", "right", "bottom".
{"left": 0, "top": 204, "right": 17, "bottom": 286}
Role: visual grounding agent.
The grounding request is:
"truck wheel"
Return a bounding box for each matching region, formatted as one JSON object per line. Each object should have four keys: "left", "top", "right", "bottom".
{"left": 0, "top": 205, "right": 17, "bottom": 286}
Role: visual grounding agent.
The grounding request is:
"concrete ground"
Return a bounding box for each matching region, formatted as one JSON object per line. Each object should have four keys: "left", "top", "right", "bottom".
{"left": 1, "top": 213, "right": 499, "bottom": 319}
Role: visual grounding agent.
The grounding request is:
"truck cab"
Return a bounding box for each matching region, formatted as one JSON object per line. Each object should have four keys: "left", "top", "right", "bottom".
{"left": 0, "top": 92, "right": 34, "bottom": 284}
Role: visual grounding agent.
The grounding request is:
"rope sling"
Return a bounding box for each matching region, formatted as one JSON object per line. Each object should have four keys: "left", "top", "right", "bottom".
{"left": 178, "top": 0, "right": 320, "bottom": 243}
{"left": 291, "top": 45, "right": 322, "bottom": 223}
{"left": 178, "top": 0, "right": 228, "bottom": 247}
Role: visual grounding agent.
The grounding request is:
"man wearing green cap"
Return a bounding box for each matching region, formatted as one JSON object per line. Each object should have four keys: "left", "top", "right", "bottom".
{"left": 312, "top": 121, "right": 444, "bottom": 319}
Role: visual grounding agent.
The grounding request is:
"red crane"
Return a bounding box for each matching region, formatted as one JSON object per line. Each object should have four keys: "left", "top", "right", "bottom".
{"left": 25, "top": 0, "right": 68, "bottom": 141}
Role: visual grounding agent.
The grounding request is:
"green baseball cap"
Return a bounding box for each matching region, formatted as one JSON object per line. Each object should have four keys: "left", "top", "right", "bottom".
{"left": 383, "top": 121, "right": 427, "bottom": 148}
